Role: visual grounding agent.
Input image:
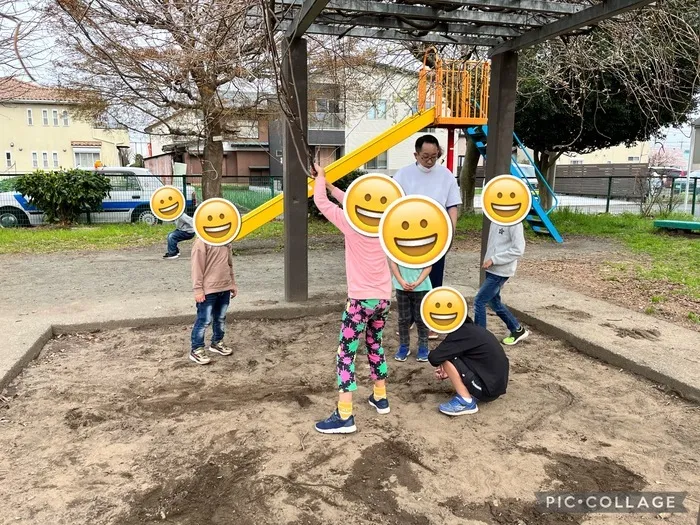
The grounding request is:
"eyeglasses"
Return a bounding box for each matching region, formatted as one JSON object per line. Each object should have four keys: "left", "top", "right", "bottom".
{"left": 418, "top": 154, "right": 439, "bottom": 161}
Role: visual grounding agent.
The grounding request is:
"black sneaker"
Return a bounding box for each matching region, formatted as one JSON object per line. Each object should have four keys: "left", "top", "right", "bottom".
{"left": 502, "top": 326, "right": 529, "bottom": 346}
{"left": 163, "top": 252, "right": 179, "bottom": 259}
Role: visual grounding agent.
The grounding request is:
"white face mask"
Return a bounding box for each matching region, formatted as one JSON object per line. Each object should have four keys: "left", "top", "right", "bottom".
{"left": 416, "top": 162, "right": 433, "bottom": 173}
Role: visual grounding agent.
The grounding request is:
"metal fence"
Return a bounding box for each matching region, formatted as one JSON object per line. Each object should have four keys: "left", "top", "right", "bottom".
{"left": 0, "top": 170, "right": 697, "bottom": 228}
{"left": 0, "top": 173, "right": 283, "bottom": 227}
{"left": 468, "top": 166, "right": 699, "bottom": 217}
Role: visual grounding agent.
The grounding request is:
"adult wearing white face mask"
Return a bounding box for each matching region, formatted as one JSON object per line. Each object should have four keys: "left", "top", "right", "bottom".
{"left": 392, "top": 134, "right": 462, "bottom": 340}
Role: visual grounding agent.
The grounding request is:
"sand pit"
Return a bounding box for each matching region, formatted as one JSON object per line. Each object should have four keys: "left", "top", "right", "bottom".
{"left": 1, "top": 312, "right": 699, "bottom": 525}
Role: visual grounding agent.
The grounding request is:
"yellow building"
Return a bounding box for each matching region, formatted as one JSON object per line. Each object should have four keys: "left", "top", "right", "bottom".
{"left": 558, "top": 142, "right": 651, "bottom": 165}
{"left": 0, "top": 78, "right": 129, "bottom": 173}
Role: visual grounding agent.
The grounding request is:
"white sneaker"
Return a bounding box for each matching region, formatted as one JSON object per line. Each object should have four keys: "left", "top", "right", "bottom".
{"left": 189, "top": 347, "right": 211, "bottom": 365}
{"left": 209, "top": 342, "right": 233, "bottom": 356}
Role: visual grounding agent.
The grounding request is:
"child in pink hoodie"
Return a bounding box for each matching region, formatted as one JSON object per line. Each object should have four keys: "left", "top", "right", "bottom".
{"left": 311, "top": 163, "right": 393, "bottom": 435}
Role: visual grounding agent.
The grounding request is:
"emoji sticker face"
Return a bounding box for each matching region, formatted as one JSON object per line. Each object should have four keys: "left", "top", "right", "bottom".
{"left": 481, "top": 175, "right": 532, "bottom": 226}
{"left": 379, "top": 195, "right": 452, "bottom": 268}
{"left": 192, "top": 198, "right": 242, "bottom": 246}
{"left": 343, "top": 173, "right": 405, "bottom": 237}
{"left": 150, "top": 185, "right": 186, "bottom": 222}
{"left": 420, "top": 286, "right": 468, "bottom": 334}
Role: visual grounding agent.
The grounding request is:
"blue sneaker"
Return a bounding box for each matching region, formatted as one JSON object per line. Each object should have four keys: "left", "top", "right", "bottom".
{"left": 394, "top": 345, "right": 410, "bottom": 362}
{"left": 368, "top": 394, "right": 390, "bottom": 415}
{"left": 439, "top": 395, "right": 479, "bottom": 416}
{"left": 416, "top": 346, "right": 430, "bottom": 362}
{"left": 314, "top": 410, "right": 357, "bottom": 434}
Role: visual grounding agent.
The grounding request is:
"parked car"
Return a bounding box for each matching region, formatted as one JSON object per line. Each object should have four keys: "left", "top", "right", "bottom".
{"left": 0, "top": 167, "right": 197, "bottom": 228}
{"left": 672, "top": 171, "right": 700, "bottom": 194}
{"left": 649, "top": 166, "right": 685, "bottom": 188}
{"left": 515, "top": 163, "right": 540, "bottom": 190}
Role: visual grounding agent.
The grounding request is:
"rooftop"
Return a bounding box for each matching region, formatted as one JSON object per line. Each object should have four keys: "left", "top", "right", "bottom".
{"left": 0, "top": 77, "right": 73, "bottom": 104}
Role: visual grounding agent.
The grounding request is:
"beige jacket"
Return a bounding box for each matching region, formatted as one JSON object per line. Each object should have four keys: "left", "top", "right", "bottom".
{"left": 191, "top": 238, "right": 236, "bottom": 296}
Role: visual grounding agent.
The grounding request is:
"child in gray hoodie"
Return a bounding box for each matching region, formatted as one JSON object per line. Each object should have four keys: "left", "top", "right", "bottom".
{"left": 163, "top": 213, "right": 195, "bottom": 259}
{"left": 473, "top": 221, "right": 529, "bottom": 345}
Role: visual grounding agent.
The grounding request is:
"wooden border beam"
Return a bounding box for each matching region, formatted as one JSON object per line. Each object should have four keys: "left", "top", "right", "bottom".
{"left": 285, "top": 0, "right": 331, "bottom": 39}
{"left": 315, "top": 13, "right": 522, "bottom": 37}
{"left": 279, "top": 21, "right": 501, "bottom": 46}
{"left": 277, "top": 0, "right": 550, "bottom": 28}
{"left": 489, "top": 0, "right": 656, "bottom": 55}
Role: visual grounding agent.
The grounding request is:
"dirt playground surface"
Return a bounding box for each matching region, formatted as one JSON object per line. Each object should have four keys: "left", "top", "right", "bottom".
{"left": 1, "top": 312, "right": 699, "bottom": 525}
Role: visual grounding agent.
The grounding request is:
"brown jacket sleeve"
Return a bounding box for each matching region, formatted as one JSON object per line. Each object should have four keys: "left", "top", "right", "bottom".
{"left": 228, "top": 245, "right": 235, "bottom": 283}
{"left": 191, "top": 239, "right": 207, "bottom": 295}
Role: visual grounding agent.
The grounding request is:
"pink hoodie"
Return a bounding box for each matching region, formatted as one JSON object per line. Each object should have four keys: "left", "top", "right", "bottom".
{"left": 313, "top": 173, "right": 392, "bottom": 300}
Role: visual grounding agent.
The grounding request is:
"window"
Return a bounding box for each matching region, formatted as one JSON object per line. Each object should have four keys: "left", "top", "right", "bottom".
{"left": 62, "top": 110, "right": 69, "bottom": 126}
{"left": 316, "top": 98, "right": 340, "bottom": 113}
{"left": 107, "top": 174, "right": 140, "bottom": 191}
{"left": 27, "top": 109, "right": 33, "bottom": 126}
{"left": 74, "top": 151, "right": 100, "bottom": 167}
{"left": 367, "top": 99, "right": 387, "bottom": 120}
{"left": 52, "top": 152, "right": 59, "bottom": 168}
{"left": 42, "top": 109, "right": 49, "bottom": 126}
{"left": 571, "top": 159, "right": 583, "bottom": 165}
{"left": 31, "top": 152, "right": 38, "bottom": 168}
{"left": 627, "top": 156, "right": 640, "bottom": 162}
{"left": 42, "top": 152, "right": 49, "bottom": 168}
{"left": 52, "top": 110, "right": 59, "bottom": 126}
{"left": 5, "top": 151, "right": 12, "bottom": 168}
{"left": 365, "top": 151, "right": 388, "bottom": 169}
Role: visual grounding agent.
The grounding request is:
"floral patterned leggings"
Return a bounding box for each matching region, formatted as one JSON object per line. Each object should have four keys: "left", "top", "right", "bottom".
{"left": 336, "top": 298, "right": 391, "bottom": 393}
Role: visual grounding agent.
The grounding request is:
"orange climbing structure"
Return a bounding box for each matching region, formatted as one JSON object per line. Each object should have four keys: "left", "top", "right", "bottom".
{"left": 418, "top": 54, "right": 490, "bottom": 172}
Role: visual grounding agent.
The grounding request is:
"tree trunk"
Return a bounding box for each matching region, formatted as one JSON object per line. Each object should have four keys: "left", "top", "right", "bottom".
{"left": 460, "top": 137, "right": 480, "bottom": 213}
{"left": 533, "top": 150, "right": 560, "bottom": 211}
{"left": 201, "top": 115, "right": 224, "bottom": 200}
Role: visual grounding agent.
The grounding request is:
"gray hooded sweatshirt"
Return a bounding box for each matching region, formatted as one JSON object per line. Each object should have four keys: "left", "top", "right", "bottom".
{"left": 484, "top": 222, "right": 525, "bottom": 278}
{"left": 175, "top": 213, "right": 195, "bottom": 234}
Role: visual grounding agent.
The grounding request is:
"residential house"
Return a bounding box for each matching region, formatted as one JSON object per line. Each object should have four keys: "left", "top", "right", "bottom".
{"left": 342, "top": 66, "right": 450, "bottom": 176}
{"left": 144, "top": 82, "right": 346, "bottom": 182}
{"left": 0, "top": 77, "right": 129, "bottom": 173}
{"left": 144, "top": 110, "right": 272, "bottom": 181}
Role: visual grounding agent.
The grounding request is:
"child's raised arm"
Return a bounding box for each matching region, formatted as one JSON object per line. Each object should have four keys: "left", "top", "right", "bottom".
{"left": 312, "top": 163, "right": 351, "bottom": 234}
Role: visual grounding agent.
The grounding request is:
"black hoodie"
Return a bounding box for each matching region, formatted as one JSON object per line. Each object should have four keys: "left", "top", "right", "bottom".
{"left": 428, "top": 318, "right": 509, "bottom": 399}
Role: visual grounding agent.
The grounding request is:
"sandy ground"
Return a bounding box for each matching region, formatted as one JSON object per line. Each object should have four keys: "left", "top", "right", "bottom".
{"left": 1, "top": 313, "right": 699, "bottom": 525}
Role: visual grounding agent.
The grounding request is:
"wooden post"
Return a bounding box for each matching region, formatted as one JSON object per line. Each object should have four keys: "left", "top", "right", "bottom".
{"left": 281, "top": 37, "right": 310, "bottom": 302}
{"left": 480, "top": 51, "right": 518, "bottom": 285}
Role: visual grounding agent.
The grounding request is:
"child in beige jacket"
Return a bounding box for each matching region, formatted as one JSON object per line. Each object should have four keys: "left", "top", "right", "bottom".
{"left": 189, "top": 238, "right": 238, "bottom": 365}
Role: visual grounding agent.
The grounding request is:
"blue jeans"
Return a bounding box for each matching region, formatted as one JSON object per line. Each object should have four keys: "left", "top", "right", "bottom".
{"left": 429, "top": 253, "right": 446, "bottom": 288}
{"left": 191, "top": 291, "right": 230, "bottom": 351}
{"left": 474, "top": 272, "right": 520, "bottom": 333}
{"left": 167, "top": 229, "right": 195, "bottom": 255}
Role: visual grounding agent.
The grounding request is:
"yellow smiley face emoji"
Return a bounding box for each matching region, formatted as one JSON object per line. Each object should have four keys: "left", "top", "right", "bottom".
{"left": 193, "top": 198, "right": 242, "bottom": 246}
{"left": 343, "top": 173, "right": 405, "bottom": 237}
{"left": 150, "top": 185, "right": 186, "bottom": 222}
{"left": 379, "top": 195, "right": 452, "bottom": 268}
{"left": 420, "top": 287, "right": 468, "bottom": 334}
{"left": 482, "top": 175, "right": 532, "bottom": 226}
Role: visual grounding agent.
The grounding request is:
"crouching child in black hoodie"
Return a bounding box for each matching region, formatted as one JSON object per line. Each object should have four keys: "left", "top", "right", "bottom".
{"left": 428, "top": 316, "right": 509, "bottom": 416}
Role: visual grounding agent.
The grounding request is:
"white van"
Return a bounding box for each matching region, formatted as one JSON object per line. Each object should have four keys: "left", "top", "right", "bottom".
{"left": 0, "top": 167, "right": 197, "bottom": 228}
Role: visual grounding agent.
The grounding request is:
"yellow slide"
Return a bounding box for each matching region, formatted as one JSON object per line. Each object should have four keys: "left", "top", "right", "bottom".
{"left": 236, "top": 107, "right": 437, "bottom": 240}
